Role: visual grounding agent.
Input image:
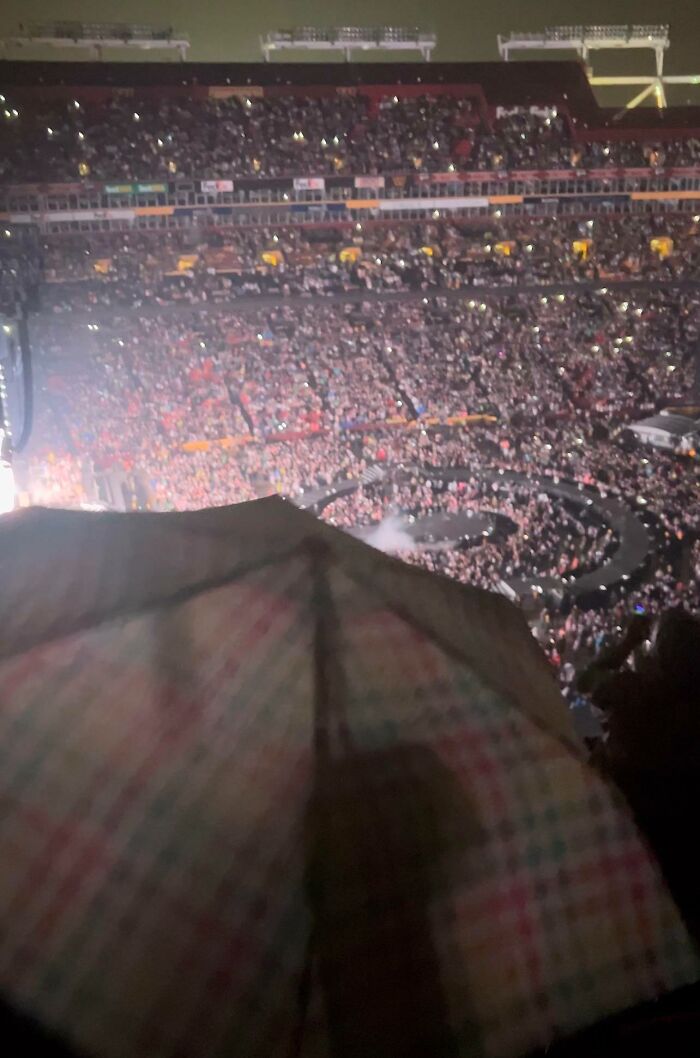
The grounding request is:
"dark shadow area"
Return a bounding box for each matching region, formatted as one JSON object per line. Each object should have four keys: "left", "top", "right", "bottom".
{"left": 305, "top": 741, "right": 486, "bottom": 1058}
{"left": 533, "top": 980, "right": 700, "bottom": 1058}
{"left": 580, "top": 609, "right": 700, "bottom": 941}
{"left": 0, "top": 994, "right": 86, "bottom": 1057}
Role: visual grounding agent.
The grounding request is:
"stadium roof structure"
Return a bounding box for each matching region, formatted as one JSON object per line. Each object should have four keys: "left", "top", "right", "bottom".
{"left": 0, "top": 57, "right": 598, "bottom": 114}
{"left": 630, "top": 413, "right": 700, "bottom": 437}
{"left": 0, "top": 499, "right": 697, "bottom": 1056}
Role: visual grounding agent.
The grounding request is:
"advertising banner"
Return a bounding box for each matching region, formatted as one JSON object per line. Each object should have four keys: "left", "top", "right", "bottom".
{"left": 378, "top": 196, "right": 488, "bottom": 211}
{"left": 354, "top": 175, "right": 385, "bottom": 189}
{"left": 293, "top": 177, "right": 325, "bottom": 191}
{"left": 44, "top": 209, "right": 136, "bottom": 222}
{"left": 201, "top": 180, "right": 234, "bottom": 193}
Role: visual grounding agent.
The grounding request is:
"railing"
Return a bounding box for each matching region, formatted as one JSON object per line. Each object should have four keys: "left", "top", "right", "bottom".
{"left": 3, "top": 165, "right": 700, "bottom": 200}
{"left": 3, "top": 165, "right": 700, "bottom": 234}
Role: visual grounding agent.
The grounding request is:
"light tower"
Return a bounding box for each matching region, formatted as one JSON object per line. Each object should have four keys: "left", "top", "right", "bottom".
{"left": 497, "top": 25, "right": 700, "bottom": 109}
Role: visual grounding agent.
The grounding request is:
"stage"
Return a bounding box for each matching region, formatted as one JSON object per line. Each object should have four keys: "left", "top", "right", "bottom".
{"left": 348, "top": 509, "right": 495, "bottom": 552}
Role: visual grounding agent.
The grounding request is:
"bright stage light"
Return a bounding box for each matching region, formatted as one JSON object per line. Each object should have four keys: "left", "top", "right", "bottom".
{"left": 0, "top": 460, "right": 15, "bottom": 515}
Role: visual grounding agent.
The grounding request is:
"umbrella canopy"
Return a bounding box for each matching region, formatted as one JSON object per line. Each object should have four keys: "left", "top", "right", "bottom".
{"left": 0, "top": 499, "right": 696, "bottom": 1058}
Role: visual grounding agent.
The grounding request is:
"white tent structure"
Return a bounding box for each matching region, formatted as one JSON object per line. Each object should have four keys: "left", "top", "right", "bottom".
{"left": 628, "top": 413, "right": 699, "bottom": 452}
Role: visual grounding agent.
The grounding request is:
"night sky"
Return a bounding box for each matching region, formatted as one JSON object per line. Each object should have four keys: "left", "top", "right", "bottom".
{"left": 2, "top": 1, "right": 700, "bottom": 105}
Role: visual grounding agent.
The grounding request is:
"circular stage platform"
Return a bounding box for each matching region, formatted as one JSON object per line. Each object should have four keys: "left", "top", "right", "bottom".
{"left": 299, "top": 464, "right": 650, "bottom": 600}
{"left": 348, "top": 509, "right": 495, "bottom": 552}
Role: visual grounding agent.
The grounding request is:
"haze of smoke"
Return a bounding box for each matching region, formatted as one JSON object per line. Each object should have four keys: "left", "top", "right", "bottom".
{"left": 364, "top": 514, "right": 414, "bottom": 554}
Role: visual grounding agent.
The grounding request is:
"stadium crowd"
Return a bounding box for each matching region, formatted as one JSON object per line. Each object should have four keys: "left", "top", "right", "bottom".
{"left": 33, "top": 213, "right": 699, "bottom": 313}
{"left": 23, "top": 285, "right": 697, "bottom": 441}
{"left": 1, "top": 87, "right": 698, "bottom": 699}
{"left": 2, "top": 93, "right": 700, "bottom": 182}
{"left": 13, "top": 282, "right": 699, "bottom": 693}
{"left": 323, "top": 472, "right": 620, "bottom": 584}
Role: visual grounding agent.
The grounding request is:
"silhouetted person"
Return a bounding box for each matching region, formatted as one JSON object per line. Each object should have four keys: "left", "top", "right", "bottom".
{"left": 580, "top": 609, "right": 700, "bottom": 936}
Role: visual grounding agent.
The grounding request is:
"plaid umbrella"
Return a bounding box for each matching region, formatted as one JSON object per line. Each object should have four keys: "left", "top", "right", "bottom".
{"left": 0, "top": 499, "right": 696, "bottom": 1058}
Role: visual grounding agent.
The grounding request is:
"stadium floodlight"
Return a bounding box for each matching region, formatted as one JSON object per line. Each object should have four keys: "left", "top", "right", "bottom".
{"left": 261, "top": 27, "right": 436, "bottom": 62}
{"left": 497, "top": 24, "right": 669, "bottom": 64}
{"left": 1, "top": 22, "right": 190, "bottom": 60}
{"left": 497, "top": 24, "right": 700, "bottom": 109}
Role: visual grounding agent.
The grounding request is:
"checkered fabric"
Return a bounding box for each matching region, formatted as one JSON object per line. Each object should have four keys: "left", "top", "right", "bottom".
{"left": 0, "top": 501, "right": 696, "bottom": 1058}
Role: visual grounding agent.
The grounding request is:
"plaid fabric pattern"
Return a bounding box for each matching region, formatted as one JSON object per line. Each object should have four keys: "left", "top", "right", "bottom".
{"left": 0, "top": 504, "right": 696, "bottom": 1058}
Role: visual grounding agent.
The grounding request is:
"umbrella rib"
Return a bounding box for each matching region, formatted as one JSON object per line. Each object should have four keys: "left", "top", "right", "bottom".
{"left": 309, "top": 540, "right": 353, "bottom": 763}
{"left": 337, "top": 560, "right": 587, "bottom": 760}
{"left": 310, "top": 543, "right": 332, "bottom": 764}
